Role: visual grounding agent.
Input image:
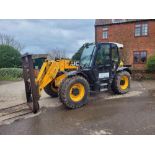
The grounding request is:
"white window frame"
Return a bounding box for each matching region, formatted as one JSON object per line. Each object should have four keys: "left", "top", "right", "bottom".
{"left": 135, "top": 23, "right": 148, "bottom": 37}
{"left": 102, "top": 27, "right": 108, "bottom": 39}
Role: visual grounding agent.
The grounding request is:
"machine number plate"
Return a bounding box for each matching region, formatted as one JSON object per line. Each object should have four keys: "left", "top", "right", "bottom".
{"left": 99, "top": 72, "right": 109, "bottom": 79}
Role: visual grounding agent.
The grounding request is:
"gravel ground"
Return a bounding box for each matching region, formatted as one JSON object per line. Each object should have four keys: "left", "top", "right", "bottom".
{"left": 0, "top": 80, "right": 61, "bottom": 109}
{"left": 0, "top": 80, "right": 154, "bottom": 110}
{"left": 0, "top": 80, "right": 155, "bottom": 134}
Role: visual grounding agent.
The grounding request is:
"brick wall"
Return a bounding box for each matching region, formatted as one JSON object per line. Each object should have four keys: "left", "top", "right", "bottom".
{"left": 95, "top": 21, "right": 155, "bottom": 70}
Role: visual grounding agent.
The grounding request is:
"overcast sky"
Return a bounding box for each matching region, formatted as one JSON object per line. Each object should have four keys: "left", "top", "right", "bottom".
{"left": 0, "top": 19, "right": 95, "bottom": 57}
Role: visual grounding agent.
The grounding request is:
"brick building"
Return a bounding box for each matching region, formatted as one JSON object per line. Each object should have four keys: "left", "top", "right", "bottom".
{"left": 95, "top": 19, "right": 155, "bottom": 70}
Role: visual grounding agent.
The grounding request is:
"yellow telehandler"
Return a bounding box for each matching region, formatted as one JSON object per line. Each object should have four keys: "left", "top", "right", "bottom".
{"left": 22, "top": 42, "right": 131, "bottom": 113}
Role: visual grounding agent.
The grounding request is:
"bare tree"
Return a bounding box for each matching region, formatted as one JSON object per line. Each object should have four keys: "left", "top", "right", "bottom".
{"left": 47, "top": 48, "right": 67, "bottom": 60}
{"left": 0, "top": 33, "right": 24, "bottom": 52}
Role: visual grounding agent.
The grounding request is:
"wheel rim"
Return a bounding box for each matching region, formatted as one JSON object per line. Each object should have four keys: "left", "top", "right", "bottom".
{"left": 120, "top": 75, "right": 129, "bottom": 90}
{"left": 69, "top": 83, "right": 85, "bottom": 102}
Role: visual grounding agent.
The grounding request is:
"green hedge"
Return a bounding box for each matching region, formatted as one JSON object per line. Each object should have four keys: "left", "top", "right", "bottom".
{"left": 0, "top": 68, "right": 23, "bottom": 80}
{"left": 0, "top": 45, "right": 21, "bottom": 68}
{"left": 147, "top": 55, "right": 155, "bottom": 72}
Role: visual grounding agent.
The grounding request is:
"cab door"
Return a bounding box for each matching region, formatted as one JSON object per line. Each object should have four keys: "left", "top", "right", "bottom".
{"left": 92, "top": 43, "right": 119, "bottom": 91}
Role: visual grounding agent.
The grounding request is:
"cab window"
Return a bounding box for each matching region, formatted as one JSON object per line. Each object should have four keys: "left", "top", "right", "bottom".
{"left": 95, "top": 44, "right": 110, "bottom": 66}
{"left": 111, "top": 44, "right": 119, "bottom": 63}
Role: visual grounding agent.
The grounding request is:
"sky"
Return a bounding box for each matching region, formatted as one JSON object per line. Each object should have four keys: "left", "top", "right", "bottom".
{"left": 0, "top": 19, "right": 95, "bottom": 58}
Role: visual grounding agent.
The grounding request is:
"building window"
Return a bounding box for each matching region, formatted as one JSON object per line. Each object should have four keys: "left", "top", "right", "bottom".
{"left": 142, "top": 24, "right": 148, "bottom": 36}
{"left": 135, "top": 23, "right": 148, "bottom": 36}
{"left": 135, "top": 24, "right": 141, "bottom": 36}
{"left": 102, "top": 27, "right": 108, "bottom": 39}
{"left": 133, "top": 51, "right": 147, "bottom": 64}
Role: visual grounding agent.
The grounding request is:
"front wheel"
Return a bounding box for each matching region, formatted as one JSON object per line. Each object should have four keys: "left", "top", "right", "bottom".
{"left": 111, "top": 71, "right": 131, "bottom": 94}
{"left": 58, "top": 76, "right": 90, "bottom": 109}
{"left": 44, "top": 82, "right": 58, "bottom": 97}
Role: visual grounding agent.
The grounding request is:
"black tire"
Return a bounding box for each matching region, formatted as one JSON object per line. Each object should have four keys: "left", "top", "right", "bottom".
{"left": 111, "top": 71, "right": 131, "bottom": 94}
{"left": 44, "top": 82, "right": 58, "bottom": 97}
{"left": 58, "top": 77, "right": 68, "bottom": 102}
{"left": 58, "top": 76, "right": 90, "bottom": 109}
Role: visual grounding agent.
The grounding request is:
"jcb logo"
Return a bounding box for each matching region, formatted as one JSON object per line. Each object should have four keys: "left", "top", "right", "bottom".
{"left": 72, "top": 61, "right": 80, "bottom": 66}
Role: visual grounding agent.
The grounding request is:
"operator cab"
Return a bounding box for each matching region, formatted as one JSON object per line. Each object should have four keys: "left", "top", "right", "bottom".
{"left": 79, "top": 42, "right": 123, "bottom": 91}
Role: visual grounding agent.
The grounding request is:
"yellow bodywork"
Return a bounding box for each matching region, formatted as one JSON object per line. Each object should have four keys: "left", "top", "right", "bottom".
{"left": 35, "top": 58, "right": 124, "bottom": 95}
{"left": 35, "top": 59, "right": 78, "bottom": 95}
{"left": 119, "top": 60, "right": 124, "bottom": 67}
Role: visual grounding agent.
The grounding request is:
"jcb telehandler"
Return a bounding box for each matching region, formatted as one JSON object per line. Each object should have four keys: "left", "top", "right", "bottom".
{"left": 22, "top": 42, "right": 131, "bottom": 113}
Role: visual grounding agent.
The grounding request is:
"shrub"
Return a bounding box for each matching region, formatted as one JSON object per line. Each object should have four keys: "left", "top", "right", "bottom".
{"left": 147, "top": 55, "right": 155, "bottom": 72}
{"left": 0, "top": 68, "right": 23, "bottom": 80}
{"left": 0, "top": 45, "right": 21, "bottom": 68}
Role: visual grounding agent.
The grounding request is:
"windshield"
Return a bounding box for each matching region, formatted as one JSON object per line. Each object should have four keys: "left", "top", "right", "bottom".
{"left": 80, "top": 44, "right": 95, "bottom": 68}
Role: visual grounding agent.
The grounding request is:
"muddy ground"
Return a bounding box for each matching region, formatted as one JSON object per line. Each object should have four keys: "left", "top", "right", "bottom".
{"left": 0, "top": 80, "right": 155, "bottom": 134}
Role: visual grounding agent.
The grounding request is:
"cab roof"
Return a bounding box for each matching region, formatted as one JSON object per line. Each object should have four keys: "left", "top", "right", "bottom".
{"left": 97, "top": 42, "right": 124, "bottom": 48}
{"left": 84, "top": 42, "right": 124, "bottom": 48}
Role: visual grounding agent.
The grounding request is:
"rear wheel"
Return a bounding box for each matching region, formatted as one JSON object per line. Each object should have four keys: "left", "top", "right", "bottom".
{"left": 111, "top": 71, "right": 131, "bottom": 94}
{"left": 44, "top": 82, "right": 58, "bottom": 97}
{"left": 58, "top": 76, "right": 89, "bottom": 109}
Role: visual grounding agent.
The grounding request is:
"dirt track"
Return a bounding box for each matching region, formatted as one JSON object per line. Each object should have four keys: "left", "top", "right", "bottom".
{"left": 0, "top": 80, "right": 61, "bottom": 109}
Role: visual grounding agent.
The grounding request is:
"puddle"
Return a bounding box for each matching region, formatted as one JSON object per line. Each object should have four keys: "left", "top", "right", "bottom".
{"left": 105, "top": 91, "right": 143, "bottom": 100}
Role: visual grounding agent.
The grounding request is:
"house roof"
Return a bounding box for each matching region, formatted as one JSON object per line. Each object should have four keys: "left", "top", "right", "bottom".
{"left": 32, "top": 54, "right": 48, "bottom": 59}
{"left": 95, "top": 19, "right": 153, "bottom": 26}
